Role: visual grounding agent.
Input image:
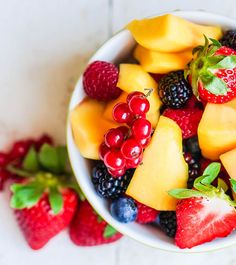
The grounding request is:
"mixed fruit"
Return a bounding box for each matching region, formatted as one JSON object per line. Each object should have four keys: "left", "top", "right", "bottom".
{"left": 71, "top": 14, "right": 236, "bottom": 249}
{"left": 0, "top": 135, "right": 122, "bottom": 250}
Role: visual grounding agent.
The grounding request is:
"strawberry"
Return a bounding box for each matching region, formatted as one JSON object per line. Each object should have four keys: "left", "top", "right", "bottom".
{"left": 69, "top": 200, "right": 122, "bottom": 246}
{"left": 169, "top": 162, "right": 236, "bottom": 249}
{"left": 186, "top": 37, "right": 236, "bottom": 104}
{"left": 163, "top": 108, "right": 203, "bottom": 139}
{"left": 9, "top": 143, "right": 79, "bottom": 250}
{"left": 136, "top": 201, "right": 159, "bottom": 224}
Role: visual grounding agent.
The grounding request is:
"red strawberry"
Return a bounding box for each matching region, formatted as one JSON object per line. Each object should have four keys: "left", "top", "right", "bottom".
{"left": 136, "top": 201, "right": 159, "bottom": 224}
{"left": 69, "top": 200, "right": 122, "bottom": 246}
{"left": 163, "top": 108, "right": 203, "bottom": 139}
{"left": 83, "top": 60, "right": 121, "bottom": 101}
{"left": 187, "top": 38, "right": 236, "bottom": 104}
{"left": 169, "top": 162, "right": 236, "bottom": 249}
{"left": 15, "top": 190, "right": 78, "bottom": 250}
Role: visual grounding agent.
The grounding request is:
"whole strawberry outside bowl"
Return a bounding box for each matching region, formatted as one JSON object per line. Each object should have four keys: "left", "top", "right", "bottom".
{"left": 67, "top": 11, "right": 236, "bottom": 252}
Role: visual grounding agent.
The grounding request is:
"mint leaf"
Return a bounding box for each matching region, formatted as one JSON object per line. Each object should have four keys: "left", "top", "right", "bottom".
{"left": 39, "top": 144, "right": 61, "bottom": 174}
{"left": 200, "top": 71, "right": 228, "bottom": 95}
{"left": 210, "top": 55, "right": 236, "bottom": 70}
{"left": 10, "top": 182, "right": 44, "bottom": 209}
{"left": 193, "top": 176, "right": 212, "bottom": 192}
{"left": 201, "top": 162, "right": 221, "bottom": 185}
{"left": 23, "top": 147, "right": 39, "bottom": 172}
{"left": 230, "top": 179, "right": 236, "bottom": 193}
{"left": 103, "top": 224, "right": 117, "bottom": 238}
{"left": 56, "top": 146, "right": 68, "bottom": 172}
{"left": 49, "top": 187, "right": 63, "bottom": 215}
{"left": 168, "top": 189, "right": 204, "bottom": 199}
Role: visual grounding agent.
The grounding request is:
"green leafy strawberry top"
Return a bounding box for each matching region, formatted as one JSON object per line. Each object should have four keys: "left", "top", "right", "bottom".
{"left": 169, "top": 162, "right": 236, "bottom": 207}
{"left": 8, "top": 144, "right": 81, "bottom": 215}
{"left": 185, "top": 36, "right": 236, "bottom": 98}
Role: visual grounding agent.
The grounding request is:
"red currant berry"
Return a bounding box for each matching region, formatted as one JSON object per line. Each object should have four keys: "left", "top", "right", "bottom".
{"left": 131, "top": 118, "right": 152, "bottom": 140}
{"left": 0, "top": 152, "right": 10, "bottom": 167}
{"left": 36, "top": 134, "right": 53, "bottom": 150}
{"left": 113, "top": 103, "right": 133, "bottom": 123}
{"left": 139, "top": 137, "right": 151, "bottom": 148}
{"left": 99, "top": 142, "right": 110, "bottom": 160}
{"left": 104, "top": 128, "right": 124, "bottom": 148}
{"left": 121, "top": 139, "right": 142, "bottom": 160}
{"left": 126, "top": 154, "right": 143, "bottom": 168}
{"left": 117, "top": 126, "right": 130, "bottom": 139}
{"left": 10, "top": 141, "right": 30, "bottom": 160}
{"left": 104, "top": 150, "right": 126, "bottom": 170}
{"left": 108, "top": 167, "right": 126, "bottom": 177}
{"left": 126, "top": 91, "right": 145, "bottom": 104}
{"left": 128, "top": 95, "right": 150, "bottom": 115}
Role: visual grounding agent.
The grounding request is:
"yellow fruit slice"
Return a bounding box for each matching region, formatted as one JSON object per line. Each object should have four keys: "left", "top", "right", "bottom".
{"left": 126, "top": 116, "right": 188, "bottom": 210}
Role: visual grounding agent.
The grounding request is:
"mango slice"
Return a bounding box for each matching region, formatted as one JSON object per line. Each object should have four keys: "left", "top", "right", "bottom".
{"left": 126, "top": 14, "right": 222, "bottom": 52}
{"left": 126, "top": 116, "right": 188, "bottom": 211}
{"left": 198, "top": 98, "right": 236, "bottom": 160}
{"left": 70, "top": 98, "right": 118, "bottom": 160}
{"left": 134, "top": 45, "right": 193, "bottom": 74}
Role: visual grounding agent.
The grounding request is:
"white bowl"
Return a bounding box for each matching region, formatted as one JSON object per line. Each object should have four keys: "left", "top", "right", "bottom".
{"left": 67, "top": 11, "right": 236, "bottom": 252}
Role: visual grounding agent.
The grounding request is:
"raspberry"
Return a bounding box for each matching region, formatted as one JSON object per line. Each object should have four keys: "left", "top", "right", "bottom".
{"left": 83, "top": 61, "right": 121, "bottom": 101}
{"left": 163, "top": 108, "right": 203, "bottom": 139}
{"left": 136, "top": 201, "right": 158, "bottom": 224}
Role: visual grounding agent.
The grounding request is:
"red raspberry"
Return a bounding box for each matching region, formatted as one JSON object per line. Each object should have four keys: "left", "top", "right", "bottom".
{"left": 163, "top": 108, "right": 203, "bottom": 139}
{"left": 83, "top": 61, "right": 121, "bottom": 101}
{"left": 136, "top": 201, "right": 158, "bottom": 224}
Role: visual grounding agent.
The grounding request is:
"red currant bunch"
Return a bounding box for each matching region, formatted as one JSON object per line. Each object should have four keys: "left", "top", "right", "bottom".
{"left": 99, "top": 91, "right": 152, "bottom": 177}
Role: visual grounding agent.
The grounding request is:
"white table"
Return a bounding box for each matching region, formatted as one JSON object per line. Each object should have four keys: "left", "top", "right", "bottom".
{"left": 1, "top": 0, "right": 236, "bottom": 264}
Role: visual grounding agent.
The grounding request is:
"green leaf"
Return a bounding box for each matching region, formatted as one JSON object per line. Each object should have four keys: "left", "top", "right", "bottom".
{"left": 56, "top": 146, "right": 68, "bottom": 172}
{"left": 201, "top": 162, "right": 221, "bottom": 185}
{"left": 168, "top": 189, "right": 204, "bottom": 199}
{"left": 200, "top": 71, "right": 228, "bottom": 95}
{"left": 207, "top": 55, "right": 225, "bottom": 66}
{"left": 209, "top": 38, "right": 222, "bottom": 48}
{"left": 193, "top": 175, "right": 211, "bottom": 192}
{"left": 210, "top": 55, "right": 236, "bottom": 70}
{"left": 22, "top": 147, "right": 39, "bottom": 172}
{"left": 10, "top": 182, "right": 44, "bottom": 209}
{"left": 103, "top": 224, "right": 117, "bottom": 238}
{"left": 39, "top": 144, "right": 61, "bottom": 174}
{"left": 7, "top": 165, "right": 32, "bottom": 177}
{"left": 192, "top": 45, "right": 203, "bottom": 55}
{"left": 49, "top": 187, "right": 63, "bottom": 215}
{"left": 230, "top": 179, "right": 236, "bottom": 193}
{"left": 217, "top": 178, "right": 228, "bottom": 192}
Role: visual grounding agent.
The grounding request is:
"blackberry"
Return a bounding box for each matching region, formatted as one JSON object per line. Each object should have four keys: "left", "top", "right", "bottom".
{"left": 220, "top": 30, "right": 236, "bottom": 50}
{"left": 159, "top": 211, "right": 177, "bottom": 238}
{"left": 184, "top": 136, "right": 201, "bottom": 160}
{"left": 91, "top": 162, "right": 134, "bottom": 199}
{"left": 184, "top": 153, "right": 200, "bottom": 189}
{"left": 158, "top": 70, "right": 192, "bottom": 109}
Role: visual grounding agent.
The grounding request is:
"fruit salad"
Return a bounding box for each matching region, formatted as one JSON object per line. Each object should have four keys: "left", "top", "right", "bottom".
{"left": 70, "top": 14, "right": 236, "bottom": 249}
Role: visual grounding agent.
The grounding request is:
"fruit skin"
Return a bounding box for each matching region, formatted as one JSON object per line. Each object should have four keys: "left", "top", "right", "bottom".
{"left": 110, "top": 197, "right": 137, "bottom": 223}
{"left": 70, "top": 98, "right": 118, "bottom": 159}
{"left": 117, "top": 64, "right": 162, "bottom": 128}
{"left": 158, "top": 71, "right": 192, "bottom": 109}
{"left": 136, "top": 201, "right": 158, "bottom": 224}
{"left": 134, "top": 45, "right": 193, "bottom": 74}
{"left": 198, "top": 98, "right": 236, "bottom": 160}
{"left": 126, "top": 14, "right": 222, "bottom": 52}
{"left": 91, "top": 163, "right": 133, "bottom": 199}
{"left": 175, "top": 197, "right": 236, "bottom": 249}
{"left": 15, "top": 190, "right": 78, "bottom": 250}
{"left": 70, "top": 200, "right": 122, "bottom": 246}
{"left": 126, "top": 116, "right": 188, "bottom": 211}
{"left": 158, "top": 211, "right": 177, "bottom": 238}
{"left": 83, "top": 61, "right": 121, "bottom": 101}
{"left": 163, "top": 108, "right": 203, "bottom": 139}
{"left": 220, "top": 30, "right": 236, "bottom": 50}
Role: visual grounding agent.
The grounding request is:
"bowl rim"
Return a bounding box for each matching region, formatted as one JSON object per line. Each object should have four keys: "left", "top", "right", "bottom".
{"left": 66, "top": 10, "right": 236, "bottom": 253}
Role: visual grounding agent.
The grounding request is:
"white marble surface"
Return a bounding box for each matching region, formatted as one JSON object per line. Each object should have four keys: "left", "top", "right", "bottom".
{"left": 1, "top": 0, "right": 236, "bottom": 264}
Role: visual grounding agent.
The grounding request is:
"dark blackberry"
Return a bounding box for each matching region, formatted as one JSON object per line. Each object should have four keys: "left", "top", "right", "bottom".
{"left": 184, "top": 153, "right": 200, "bottom": 189}
{"left": 158, "top": 70, "right": 192, "bottom": 109}
{"left": 91, "top": 162, "right": 134, "bottom": 199}
{"left": 159, "top": 211, "right": 177, "bottom": 238}
{"left": 220, "top": 30, "right": 236, "bottom": 50}
{"left": 184, "top": 136, "right": 201, "bottom": 160}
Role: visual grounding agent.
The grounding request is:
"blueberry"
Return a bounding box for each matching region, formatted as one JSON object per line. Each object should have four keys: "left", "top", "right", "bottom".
{"left": 110, "top": 197, "right": 137, "bottom": 223}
